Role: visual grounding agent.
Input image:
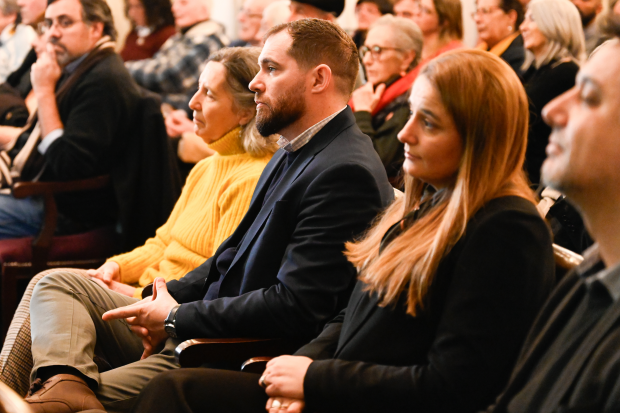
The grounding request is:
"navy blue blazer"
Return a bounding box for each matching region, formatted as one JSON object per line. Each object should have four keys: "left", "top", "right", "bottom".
{"left": 166, "top": 107, "right": 394, "bottom": 340}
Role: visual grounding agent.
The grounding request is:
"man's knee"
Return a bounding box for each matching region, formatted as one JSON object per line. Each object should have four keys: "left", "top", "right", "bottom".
{"left": 32, "top": 271, "right": 92, "bottom": 303}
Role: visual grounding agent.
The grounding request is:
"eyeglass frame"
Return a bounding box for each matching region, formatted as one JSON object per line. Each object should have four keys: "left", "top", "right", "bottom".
{"left": 359, "top": 45, "right": 405, "bottom": 60}
{"left": 37, "top": 15, "right": 85, "bottom": 35}
{"left": 239, "top": 8, "right": 263, "bottom": 19}
{"left": 471, "top": 5, "right": 505, "bottom": 18}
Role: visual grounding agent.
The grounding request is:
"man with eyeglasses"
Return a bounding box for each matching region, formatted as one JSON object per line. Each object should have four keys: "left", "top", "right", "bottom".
{"left": 0, "top": 0, "right": 144, "bottom": 242}
{"left": 124, "top": 0, "right": 227, "bottom": 111}
{"left": 230, "top": 0, "right": 276, "bottom": 47}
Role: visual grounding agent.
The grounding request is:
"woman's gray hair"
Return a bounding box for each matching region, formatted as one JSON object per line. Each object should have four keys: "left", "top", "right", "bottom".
{"left": 369, "top": 14, "right": 423, "bottom": 69}
{"left": 207, "top": 47, "right": 278, "bottom": 158}
{"left": 522, "top": 0, "right": 586, "bottom": 69}
{"left": 0, "top": 0, "right": 19, "bottom": 16}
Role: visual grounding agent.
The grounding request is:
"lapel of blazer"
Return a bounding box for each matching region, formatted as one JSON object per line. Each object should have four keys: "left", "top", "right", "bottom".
{"left": 227, "top": 108, "right": 357, "bottom": 273}
{"left": 335, "top": 282, "right": 380, "bottom": 354}
{"left": 541, "top": 293, "right": 620, "bottom": 410}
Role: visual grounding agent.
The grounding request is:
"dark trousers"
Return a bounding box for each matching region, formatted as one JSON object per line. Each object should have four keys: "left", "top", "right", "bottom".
{"left": 132, "top": 368, "right": 268, "bottom": 413}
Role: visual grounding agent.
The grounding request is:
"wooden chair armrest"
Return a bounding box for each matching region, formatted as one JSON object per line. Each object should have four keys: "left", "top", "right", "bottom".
{"left": 241, "top": 357, "right": 273, "bottom": 374}
{"left": 553, "top": 243, "right": 584, "bottom": 270}
{"left": 11, "top": 175, "right": 111, "bottom": 198}
{"left": 175, "top": 338, "right": 307, "bottom": 368}
{"left": 9, "top": 175, "right": 111, "bottom": 274}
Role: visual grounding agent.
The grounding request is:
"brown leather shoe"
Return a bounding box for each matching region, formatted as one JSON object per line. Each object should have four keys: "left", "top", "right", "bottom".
{"left": 25, "top": 374, "right": 104, "bottom": 413}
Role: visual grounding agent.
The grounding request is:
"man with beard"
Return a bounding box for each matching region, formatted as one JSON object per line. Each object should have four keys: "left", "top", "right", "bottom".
{"left": 23, "top": 18, "right": 393, "bottom": 413}
{"left": 570, "top": 0, "right": 603, "bottom": 55}
{"left": 0, "top": 0, "right": 142, "bottom": 239}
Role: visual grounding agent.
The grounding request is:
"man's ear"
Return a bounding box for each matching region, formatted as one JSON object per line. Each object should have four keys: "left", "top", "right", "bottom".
{"left": 90, "top": 21, "right": 104, "bottom": 39}
{"left": 310, "top": 64, "right": 333, "bottom": 94}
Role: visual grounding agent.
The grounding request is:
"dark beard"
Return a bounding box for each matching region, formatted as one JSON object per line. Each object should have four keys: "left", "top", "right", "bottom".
{"left": 256, "top": 84, "right": 307, "bottom": 137}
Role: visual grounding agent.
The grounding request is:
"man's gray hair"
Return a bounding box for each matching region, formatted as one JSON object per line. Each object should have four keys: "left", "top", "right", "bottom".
{"left": 47, "top": 0, "right": 117, "bottom": 41}
{"left": 0, "top": 0, "right": 20, "bottom": 16}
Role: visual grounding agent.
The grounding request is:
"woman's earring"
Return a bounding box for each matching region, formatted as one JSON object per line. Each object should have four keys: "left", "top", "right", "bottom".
{"left": 508, "top": 25, "right": 513, "bottom": 32}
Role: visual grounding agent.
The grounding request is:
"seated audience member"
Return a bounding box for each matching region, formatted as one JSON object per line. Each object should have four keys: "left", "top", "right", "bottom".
{"left": 253, "top": 0, "right": 290, "bottom": 45}
{"left": 230, "top": 0, "right": 275, "bottom": 47}
{"left": 21, "top": 19, "right": 393, "bottom": 413}
{"left": 411, "top": 0, "right": 464, "bottom": 64}
{"left": 86, "top": 47, "right": 277, "bottom": 299}
{"left": 351, "top": 0, "right": 393, "bottom": 49}
{"left": 287, "top": 0, "right": 345, "bottom": 22}
{"left": 0, "top": 0, "right": 36, "bottom": 82}
{"left": 125, "top": 0, "right": 227, "bottom": 110}
{"left": 350, "top": 14, "right": 422, "bottom": 184}
{"left": 473, "top": 0, "right": 525, "bottom": 74}
{"left": 119, "top": 0, "right": 175, "bottom": 61}
{"left": 520, "top": 0, "right": 585, "bottom": 185}
{"left": 570, "top": 0, "right": 602, "bottom": 55}
{"left": 483, "top": 21, "right": 620, "bottom": 413}
{"left": 132, "top": 49, "right": 555, "bottom": 413}
{"left": 0, "top": 0, "right": 145, "bottom": 240}
{"left": 0, "top": 0, "right": 45, "bottom": 120}
{"left": 166, "top": 0, "right": 347, "bottom": 172}
{"left": 394, "top": 0, "right": 416, "bottom": 19}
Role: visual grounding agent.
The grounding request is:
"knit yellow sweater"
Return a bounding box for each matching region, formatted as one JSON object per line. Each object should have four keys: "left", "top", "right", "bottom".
{"left": 108, "top": 127, "right": 272, "bottom": 298}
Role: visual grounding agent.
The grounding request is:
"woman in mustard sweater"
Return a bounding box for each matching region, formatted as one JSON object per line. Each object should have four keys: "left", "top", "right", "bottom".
{"left": 87, "top": 47, "right": 277, "bottom": 298}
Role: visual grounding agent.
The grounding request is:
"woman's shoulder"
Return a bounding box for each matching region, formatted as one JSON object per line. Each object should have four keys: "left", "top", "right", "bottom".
{"left": 549, "top": 59, "right": 580, "bottom": 78}
{"left": 469, "top": 196, "right": 542, "bottom": 229}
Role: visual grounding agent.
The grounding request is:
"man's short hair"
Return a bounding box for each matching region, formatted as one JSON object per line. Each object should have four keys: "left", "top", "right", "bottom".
{"left": 48, "top": 0, "right": 117, "bottom": 41}
{"left": 265, "top": 18, "right": 359, "bottom": 97}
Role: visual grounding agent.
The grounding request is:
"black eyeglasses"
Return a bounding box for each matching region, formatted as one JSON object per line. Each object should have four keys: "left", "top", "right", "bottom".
{"left": 37, "top": 16, "right": 83, "bottom": 35}
{"left": 359, "top": 45, "right": 404, "bottom": 60}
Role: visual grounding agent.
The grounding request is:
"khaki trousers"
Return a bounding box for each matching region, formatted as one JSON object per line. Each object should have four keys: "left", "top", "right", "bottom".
{"left": 30, "top": 271, "right": 181, "bottom": 413}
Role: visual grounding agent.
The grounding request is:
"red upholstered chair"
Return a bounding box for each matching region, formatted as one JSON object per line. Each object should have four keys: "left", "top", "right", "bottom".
{"left": 0, "top": 175, "right": 120, "bottom": 338}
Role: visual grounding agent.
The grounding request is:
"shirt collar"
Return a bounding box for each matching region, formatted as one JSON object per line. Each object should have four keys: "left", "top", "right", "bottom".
{"left": 64, "top": 52, "right": 89, "bottom": 74}
{"left": 277, "top": 106, "right": 347, "bottom": 153}
{"left": 590, "top": 260, "right": 620, "bottom": 302}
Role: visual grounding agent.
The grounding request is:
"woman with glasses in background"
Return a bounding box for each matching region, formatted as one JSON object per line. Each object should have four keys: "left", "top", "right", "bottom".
{"left": 473, "top": 0, "right": 525, "bottom": 74}
{"left": 350, "top": 15, "right": 422, "bottom": 185}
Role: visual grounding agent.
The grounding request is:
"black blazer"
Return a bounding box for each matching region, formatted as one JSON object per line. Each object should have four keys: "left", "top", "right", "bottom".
{"left": 487, "top": 246, "right": 620, "bottom": 413}
{"left": 167, "top": 108, "right": 394, "bottom": 340}
{"left": 43, "top": 53, "right": 147, "bottom": 233}
{"left": 295, "top": 196, "right": 555, "bottom": 413}
{"left": 500, "top": 34, "right": 525, "bottom": 76}
{"left": 522, "top": 59, "right": 579, "bottom": 185}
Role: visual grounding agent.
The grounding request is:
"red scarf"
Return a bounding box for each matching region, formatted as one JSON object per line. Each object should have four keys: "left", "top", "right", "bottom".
{"left": 351, "top": 40, "right": 464, "bottom": 116}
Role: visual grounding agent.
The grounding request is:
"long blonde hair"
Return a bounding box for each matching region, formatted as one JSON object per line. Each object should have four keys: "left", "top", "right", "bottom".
{"left": 345, "top": 50, "right": 534, "bottom": 316}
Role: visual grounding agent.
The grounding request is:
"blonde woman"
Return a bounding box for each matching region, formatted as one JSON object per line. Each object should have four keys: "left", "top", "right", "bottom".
{"left": 87, "top": 47, "right": 277, "bottom": 298}
{"left": 520, "top": 0, "right": 585, "bottom": 184}
{"left": 132, "top": 50, "right": 556, "bottom": 413}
